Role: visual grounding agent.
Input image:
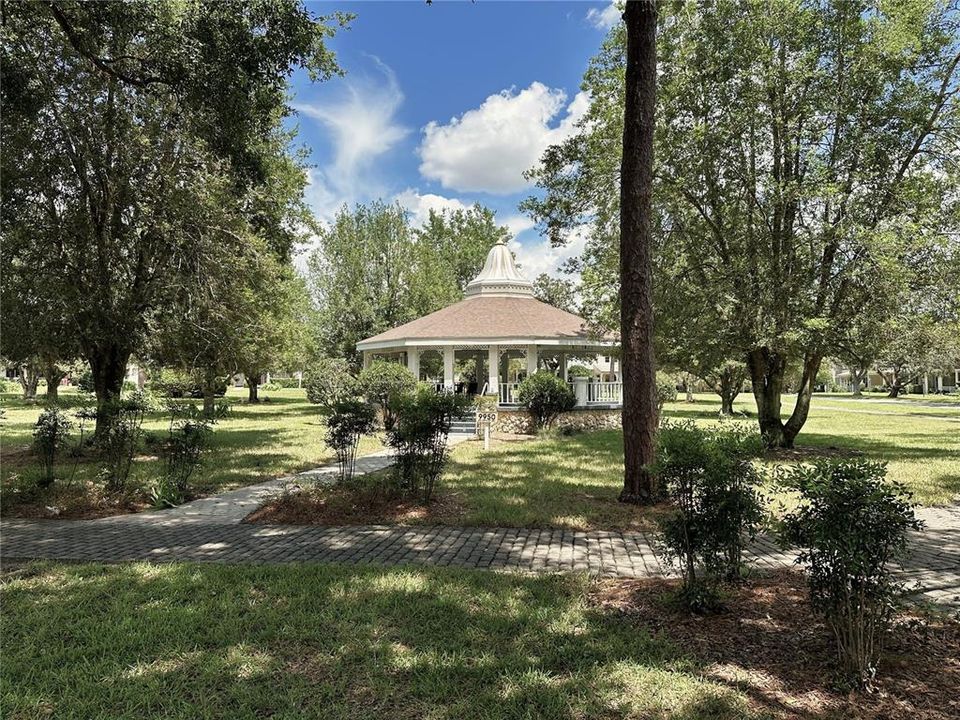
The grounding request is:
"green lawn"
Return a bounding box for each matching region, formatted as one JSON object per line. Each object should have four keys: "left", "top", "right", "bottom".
{"left": 0, "top": 562, "right": 753, "bottom": 720}
{"left": 0, "top": 387, "right": 381, "bottom": 516}
{"left": 434, "top": 393, "right": 959, "bottom": 530}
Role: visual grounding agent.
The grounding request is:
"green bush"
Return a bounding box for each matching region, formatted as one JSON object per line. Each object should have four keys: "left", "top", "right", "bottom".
{"left": 655, "top": 372, "right": 679, "bottom": 411}
{"left": 304, "top": 358, "right": 359, "bottom": 412}
{"left": 97, "top": 392, "right": 150, "bottom": 493}
{"left": 567, "top": 364, "right": 594, "bottom": 378}
{"left": 653, "top": 421, "right": 766, "bottom": 612}
{"left": 33, "top": 406, "right": 74, "bottom": 487}
{"left": 153, "top": 404, "right": 216, "bottom": 507}
{"left": 270, "top": 377, "right": 302, "bottom": 389}
{"left": 778, "top": 460, "right": 921, "bottom": 689}
{"left": 516, "top": 371, "right": 576, "bottom": 429}
{"left": 325, "top": 399, "right": 378, "bottom": 485}
{"left": 387, "top": 387, "right": 472, "bottom": 503}
{"left": 72, "top": 367, "right": 95, "bottom": 393}
{"left": 0, "top": 378, "right": 20, "bottom": 393}
{"left": 358, "top": 361, "right": 416, "bottom": 430}
{"left": 149, "top": 368, "right": 227, "bottom": 399}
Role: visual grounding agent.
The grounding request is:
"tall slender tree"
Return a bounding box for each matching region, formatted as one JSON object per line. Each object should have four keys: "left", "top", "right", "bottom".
{"left": 619, "top": 0, "right": 659, "bottom": 504}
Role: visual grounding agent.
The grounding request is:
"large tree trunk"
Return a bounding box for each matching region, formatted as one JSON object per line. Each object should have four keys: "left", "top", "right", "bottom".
{"left": 18, "top": 361, "right": 40, "bottom": 401}
{"left": 43, "top": 360, "right": 65, "bottom": 402}
{"left": 748, "top": 348, "right": 822, "bottom": 449}
{"left": 851, "top": 368, "right": 865, "bottom": 397}
{"left": 718, "top": 369, "right": 739, "bottom": 415}
{"left": 782, "top": 352, "right": 822, "bottom": 447}
{"left": 89, "top": 345, "right": 130, "bottom": 440}
{"left": 747, "top": 348, "right": 787, "bottom": 448}
{"left": 202, "top": 367, "right": 217, "bottom": 417}
{"left": 619, "top": 0, "right": 659, "bottom": 505}
{"left": 248, "top": 377, "right": 260, "bottom": 403}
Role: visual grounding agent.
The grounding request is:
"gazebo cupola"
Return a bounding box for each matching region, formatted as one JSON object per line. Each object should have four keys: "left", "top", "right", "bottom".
{"left": 356, "top": 239, "right": 621, "bottom": 407}
{"left": 464, "top": 239, "right": 535, "bottom": 297}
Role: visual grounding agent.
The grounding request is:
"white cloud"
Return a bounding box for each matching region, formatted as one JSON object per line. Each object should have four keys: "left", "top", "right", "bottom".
{"left": 394, "top": 188, "right": 470, "bottom": 228}
{"left": 418, "top": 82, "right": 590, "bottom": 194}
{"left": 510, "top": 227, "right": 588, "bottom": 281}
{"left": 295, "top": 56, "right": 408, "bottom": 222}
{"left": 586, "top": 2, "right": 620, "bottom": 30}
{"left": 500, "top": 214, "right": 536, "bottom": 237}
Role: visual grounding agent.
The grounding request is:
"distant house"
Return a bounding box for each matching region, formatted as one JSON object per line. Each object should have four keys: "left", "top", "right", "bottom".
{"left": 833, "top": 366, "right": 959, "bottom": 394}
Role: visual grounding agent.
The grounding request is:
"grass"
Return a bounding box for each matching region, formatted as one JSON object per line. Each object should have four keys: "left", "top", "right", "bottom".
{"left": 429, "top": 393, "right": 959, "bottom": 530}
{"left": 0, "top": 387, "right": 381, "bottom": 516}
{"left": 0, "top": 561, "right": 755, "bottom": 720}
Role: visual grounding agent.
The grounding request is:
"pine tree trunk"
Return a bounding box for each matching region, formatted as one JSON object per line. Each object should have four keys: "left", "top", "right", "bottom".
{"left": 619, "top": 0, "right": 659, "bottom": 505}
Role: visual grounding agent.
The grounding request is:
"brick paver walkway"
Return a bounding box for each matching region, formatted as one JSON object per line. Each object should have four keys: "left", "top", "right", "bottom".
{"left": 1, "top": 441, "right": 957, "bottom": 609}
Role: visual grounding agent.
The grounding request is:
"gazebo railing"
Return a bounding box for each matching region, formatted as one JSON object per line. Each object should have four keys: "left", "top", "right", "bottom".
{"left": 587, "top": 381, "right": 623, "bottom": 405}
{"left": 499, "top": 382, "right": 522, "bottom": 405}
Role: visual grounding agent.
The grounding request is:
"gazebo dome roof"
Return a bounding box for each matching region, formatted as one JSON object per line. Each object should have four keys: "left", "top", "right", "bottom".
{"left": 356, "top": 239, "right": 616, "bottom": 351}
{"left": 464, "top": 239, "right": 534, "bottom": 297}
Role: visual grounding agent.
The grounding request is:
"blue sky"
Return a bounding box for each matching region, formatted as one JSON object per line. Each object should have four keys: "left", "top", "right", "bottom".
{"left": 289, "top": 0, "right": 619, "bottom": 277}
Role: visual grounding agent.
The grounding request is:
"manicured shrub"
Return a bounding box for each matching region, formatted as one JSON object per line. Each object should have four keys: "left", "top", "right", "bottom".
{"left": 154, "top": 404, "right": 216, "bottom": 507}
{"left": 516, "top": 371, "right": 576, "bottom": 429}
{"left": 653, "top": 421, "right": 765, "bottom": 612}
{"left": 325, "top": 399, "right": 377, "bottom": 484}
{"left": 387, "top": 387, "right": 472, "bottom": 502}
{"left": 655, "top": 371, "right": 679, "bottom": 411}
{"left": 358, "top": 361, "right": 416, "bottom": 430}
{"left": 778, "top": 460, "right": 922, "bottom": 689}
{"left": 33, "top": 406, "right": 74, "bottom": 487}
{"left": 304, "top": 358, "right": 359, "bottom": 412}
{"left": 97, "top": 391, "right": 150, "bottom": 493}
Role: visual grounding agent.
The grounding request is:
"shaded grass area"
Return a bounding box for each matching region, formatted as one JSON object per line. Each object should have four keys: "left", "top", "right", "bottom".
{"left": 0, "top": 562, "right": 754, "bottom": 720}
{"left": 3, "top": 562, "right": 954, "bottom": 720}
{"left": 0, "top": 388, "right": 381, "bottom": 518}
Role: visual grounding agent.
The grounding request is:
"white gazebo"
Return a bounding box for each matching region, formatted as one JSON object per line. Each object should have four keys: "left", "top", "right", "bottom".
{"left": 356, "top": 240, "right": 622, "bottom": 408}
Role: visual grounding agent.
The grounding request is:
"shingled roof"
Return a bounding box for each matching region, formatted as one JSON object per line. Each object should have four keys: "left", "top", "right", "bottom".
{"left": 356, "top": 239, "right": 615, "bottom": 350}
{"left": 358, "top": 295, "right": 601, "bottom": 346}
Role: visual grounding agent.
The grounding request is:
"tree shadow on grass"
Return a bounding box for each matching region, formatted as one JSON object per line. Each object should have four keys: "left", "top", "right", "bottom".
{"left": 0, "top": 562, "right": 756, "bottom": 720}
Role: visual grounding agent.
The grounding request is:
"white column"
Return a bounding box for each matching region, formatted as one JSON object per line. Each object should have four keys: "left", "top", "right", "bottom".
{"left": 923, "top": 374, "right": 929, "bottom": 395}
{"left": 487, "top": 345, "right": 499, "bottom": 397}
{"left": 560, "top": 353, "right": 568, "bottom": 381}
{"left": 573, "top": 376, "right": 589, "bottom": 407}
{"left": 937, "top": 373, "right": 944, "bottom": 392}
{"left": 407, "top": 346, "right": 420, "bottom": 381}
{"left": 362, "top": 351, "right": 372, "bottom": 370}
{"left": 526, "top": 344, "right": 538, "bottom": 377}
{"left": 443, "top": 346, "right": 455, "bottom": 390}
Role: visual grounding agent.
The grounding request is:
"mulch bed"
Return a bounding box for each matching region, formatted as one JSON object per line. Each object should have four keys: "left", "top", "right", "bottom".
{"left": 589, "top": 571, "right": 960, "bottom": 720}
{"left": 244, "top": 482, "right": 467, "bottom": 526}
{"left": 1, "top": 480, "right": 150, "bottom": 520}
